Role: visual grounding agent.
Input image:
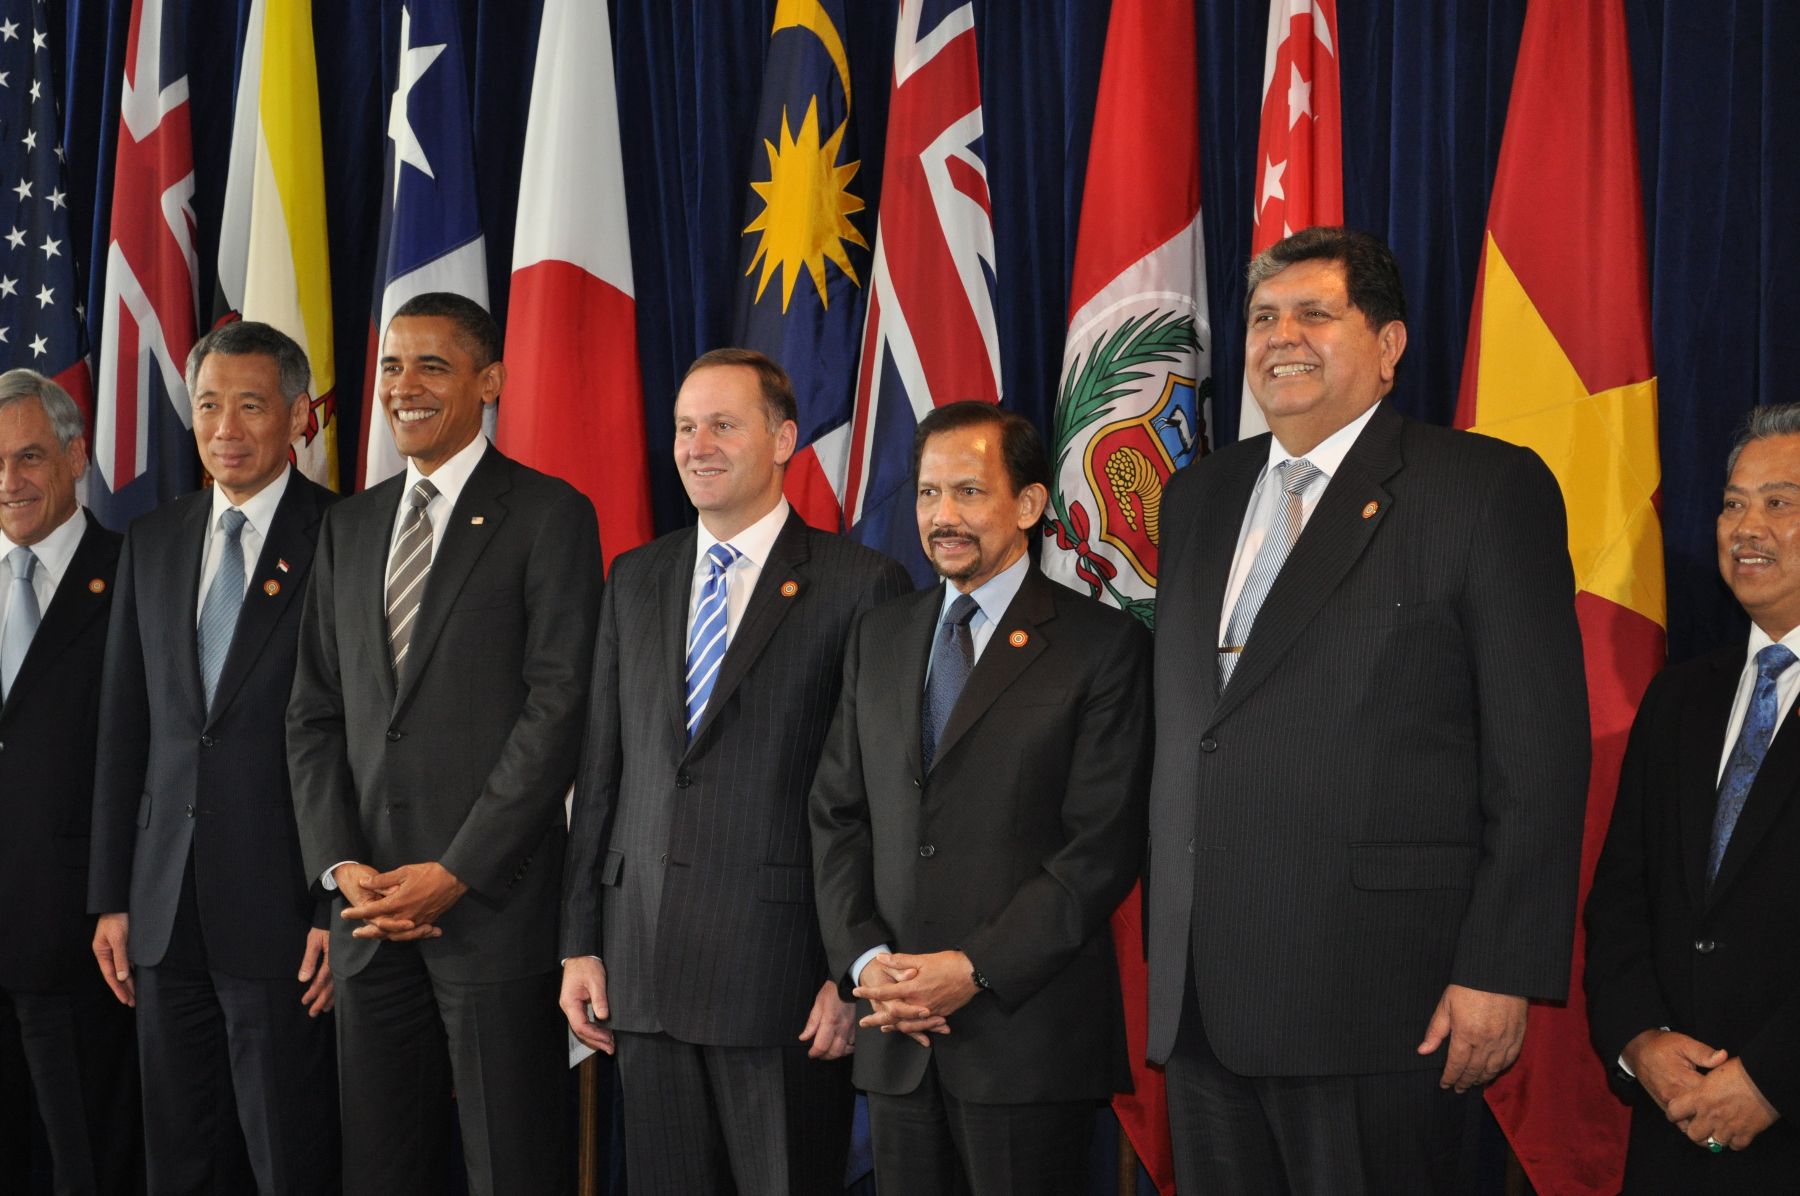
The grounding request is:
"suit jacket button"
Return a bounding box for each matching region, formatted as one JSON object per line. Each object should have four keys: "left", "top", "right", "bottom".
{"left": 199, "top": 735, "right": 215, "bottom": 748}
{"left": 1199, "top": 737, "right": 1217, "bottom": 753}
{"left": 659, "top": 852, "right": 670, "bottom": 865}
{"left": 1187, "top": 838, "right": 1195, "bottom": 854}
{"left": 184, "top": 804, "right": 195, "bottom": 818}
{"left": 675, "top": 772, "right": 691, "bottom": 789}
{"left": 386, "top": 729, "right": 402, "bottom": 742}
{"left": 1694, "top": 939, "right": 1716, "bottom": 954}
{"left": 918, "top": 844, "right": 936, "bottom": 858}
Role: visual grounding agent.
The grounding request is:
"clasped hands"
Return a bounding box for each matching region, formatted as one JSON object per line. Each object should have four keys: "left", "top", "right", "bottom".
{"left": 853, "top": 950, "right": 981, "bottom": 1048}
{"left": 1621, "top": 1028, "right": 1780, "bottom": 1152}
{"left": 333, "top": 860, "right": 467, "bottom": 941}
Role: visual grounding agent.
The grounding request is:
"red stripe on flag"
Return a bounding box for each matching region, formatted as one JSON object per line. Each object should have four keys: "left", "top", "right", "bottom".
{"left": 114, "top": 299, "right": 140, "bottom": 486}
{"left": 1110, "top": 883, "right": 1175, "bottom": 1194}
{"left": 782, "top": 444, "right": 843, "bottom": 533}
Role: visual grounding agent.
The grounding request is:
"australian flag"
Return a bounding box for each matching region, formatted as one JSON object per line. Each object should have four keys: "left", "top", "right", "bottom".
{"left": 846, "top": 0, "right": 1000, "bottom": 581}
{"left": 732, "top": 0, "right": 871, "bottom": 534}
{"left": 0, "top": 1, "right": 95, "bottom": 447}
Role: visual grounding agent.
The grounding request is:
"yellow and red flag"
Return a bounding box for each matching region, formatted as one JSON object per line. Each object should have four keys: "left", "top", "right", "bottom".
{"left": 1456, "top": 2, "right": 1663, "bottom": 1191}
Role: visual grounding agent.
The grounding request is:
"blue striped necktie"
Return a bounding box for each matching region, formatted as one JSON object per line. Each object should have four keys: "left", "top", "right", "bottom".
{"left": 197, "top": 507, "right": 248, "bottom": 710}
{"left": 1219, "top": 458, "right": 1321, "bottom": 687}
{"left": 684, "top": 542, "right": 740, "bottom": 738}
{"left": 1708, "top": 642, "right": 1796, "bottom": 884}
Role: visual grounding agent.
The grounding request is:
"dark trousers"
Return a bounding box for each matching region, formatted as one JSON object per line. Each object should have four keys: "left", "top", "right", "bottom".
{"left": 3, "top": 976, "right": 141, "bottom": 1196}
{"left": 1165, "top": 1001, "right": 1482, "bottom": 1196}
{"left": 135, "top": 872, "right": 339, "bottom": 1196}
{"left": 613, "top": 1029, "right": 854, "bottom": 1196}
{"left": 335, "top": 941, "right": 565, "bottom": 1196}
{"left": 866, "top": 1055, "right": 1096, "bottom": 1196}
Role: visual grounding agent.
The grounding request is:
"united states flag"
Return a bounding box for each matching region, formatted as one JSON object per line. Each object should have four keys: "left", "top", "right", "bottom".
{"left": 0, "top": 2, "right": 92, "bottom": 414}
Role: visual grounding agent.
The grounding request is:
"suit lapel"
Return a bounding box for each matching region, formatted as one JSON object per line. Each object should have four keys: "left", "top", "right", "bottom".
{"left": 899, "top": 586, "right": 939, "bottom": 780}
{"left": 1679, "top": 652, "right": 1738, "bottom": 906}
{"left": 394, "top": 447, "right": 510, "bottom": 715}
{"left": 686, "top": 514, "right": 810, "bottom": 753}
{"left": 206, "top": 478, "right": 322, "bottom": 725}
{"left": 1211, "top": 402, "right": 1402, "bottom": 725}
{"left": 1173, "top": 444, "right": 1264, "bottom": 728}
{"left": 931, "top": 568, "right": 1053, "bottom": 771}
{"left": 172, "top": 493, "right": 213, "bottom": 719}
{"left": 352, "top": 476, "right": 404, "bottom": 712}
{"left": 660, "top": 527, "right": 698, "bottom": 746}
{"left": 1708, "top": 665, "right": 1800, "bottom": 904}
{"left": 0, "top": 513, "right": 114, "bottom": 719}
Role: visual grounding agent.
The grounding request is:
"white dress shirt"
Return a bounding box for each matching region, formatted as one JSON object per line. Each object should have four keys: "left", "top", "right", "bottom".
{"left": 1218, "top": 401, "right": 1381, "bottom": 643}
{"left": 196, "top": 466, "right": 292, "bottom": 625}
{"left": 1715, "top": 622, "right": 1800, "bottom": 783}
{"left": 387, "top": 435, "right": 490, "bottom": 565}
{"left": 689, "top": 497, "right": 790, "bottom": 644}
{"left": 0, "top": 504, "right": 86, "bottom": 633}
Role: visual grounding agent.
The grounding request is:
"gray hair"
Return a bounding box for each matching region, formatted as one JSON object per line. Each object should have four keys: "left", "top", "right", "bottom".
{"left": 1726, "top": 403, "right": 1800, "bottom": 477}
{"left": 0, "top": 368, "right": 85, "bottom": 449}
{"left": 185, "top": 320, "right": 311, "bottom": 404}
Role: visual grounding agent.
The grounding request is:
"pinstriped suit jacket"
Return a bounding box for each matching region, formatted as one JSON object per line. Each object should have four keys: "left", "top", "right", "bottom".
{"left": 1144, "top": 400, "right": 1591, "bottom": 1076}
{"left": 561, "top": 511, "right": 910, "bottom": 1047}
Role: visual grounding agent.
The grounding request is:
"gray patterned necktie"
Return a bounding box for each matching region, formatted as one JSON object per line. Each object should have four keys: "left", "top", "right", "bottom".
{"left": 1, "top": 546, "right": 40, "bottom": 699}
{"left": 1219, "top": 458, "right": 1322, "bottom": 687}
{"left": 922, "top": 593, "right": 980, "bottom": 770}
{"left": 197, "top": 508, "right": 248, "bottom": 710}
{"left": 387, "top": 479, "right": 439, "bottom": 682}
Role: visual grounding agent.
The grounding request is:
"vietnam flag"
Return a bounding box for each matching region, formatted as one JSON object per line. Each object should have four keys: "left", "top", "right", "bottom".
{"left": 499, "top": 0, "right": 652, "bottom": 568}
{"left": 1456, "top": 2, "right": 1664, "bottom": 1192}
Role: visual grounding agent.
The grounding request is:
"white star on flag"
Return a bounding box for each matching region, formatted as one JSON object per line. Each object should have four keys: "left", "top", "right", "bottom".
{"left": 388, "top": 6, "right": 446, "bottom": 203}
{"left": 33, "top": 284, "right": 50, "bottom": 307}
{"left": 1287, "top": 63, "right": 1313, "bottom": 128}
{"left": 28, "top": 334, "right": 45, "bottom": 357}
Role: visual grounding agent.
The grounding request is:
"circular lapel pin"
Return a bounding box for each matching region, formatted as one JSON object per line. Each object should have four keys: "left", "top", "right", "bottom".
{"left": 1008, "top": 630, "right": 1029, "bottom": 648}
{"left": 88, "top": 577, "right": 106, "bottom": 594}
{"left": 780, "top": 580, "right": 799, "bottom": 598}
{"left": 263, "top": 580, "right": 281, "bottom": 597}
{"left": 1361, "top": 501, "right": 1379, "bottom": 520}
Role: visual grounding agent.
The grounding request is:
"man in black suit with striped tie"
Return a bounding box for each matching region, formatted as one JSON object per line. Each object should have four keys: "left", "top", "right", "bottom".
{"left": 1144, "top": 228, "right": 1591, "bottom": 1192}
{"left": 560, "top": 349, "right": 909, "bottom": 1195}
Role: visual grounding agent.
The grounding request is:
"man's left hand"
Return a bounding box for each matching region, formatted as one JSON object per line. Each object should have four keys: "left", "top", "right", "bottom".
{"left": 1667, "top": 1057, "right": 1781, "bottom": 1151}
{"left": 297, "top": 927, "right": 334, "bottom": 1016}
{"left": 854, "top": 950, "right": 980, "bottom": 1025}
{"left": 1416, "top": 983, "right": 1528, "bottom": 1092}
{"left": 797, "top": 980, "right": 857, "bottom": 1060}
{"left": 342, "top": 861, "right": 467, "bottom": 940}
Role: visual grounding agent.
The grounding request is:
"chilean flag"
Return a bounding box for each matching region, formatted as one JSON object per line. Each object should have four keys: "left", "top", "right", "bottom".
{"left": 497, "top": 0, "right": 651, "bottom": 567}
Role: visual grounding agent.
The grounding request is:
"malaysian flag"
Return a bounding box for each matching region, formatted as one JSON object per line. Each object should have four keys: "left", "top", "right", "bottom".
{"left": 0, "top": 2, "right": 93, "bottom": 422}
{"left": 88, "top": 0, "right": 198, "bottom": 525}
{"left": 844, "top": 0, "right": 999, "bottom": 581}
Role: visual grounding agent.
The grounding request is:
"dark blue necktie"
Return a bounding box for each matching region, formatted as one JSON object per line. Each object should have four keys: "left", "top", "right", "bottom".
{"left": 922, "top": 593, "right": 979, "bottom": 771}
{"left": 1709, "top": 642, "right": 1796, "bottom": 884}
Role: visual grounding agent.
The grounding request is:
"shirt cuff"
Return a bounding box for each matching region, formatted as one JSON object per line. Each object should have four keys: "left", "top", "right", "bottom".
{"left": 320, "top": 860, "right": 356, "bottom": 891}
{"left": 850, "top": 943, "right": 891, "bottom": 989}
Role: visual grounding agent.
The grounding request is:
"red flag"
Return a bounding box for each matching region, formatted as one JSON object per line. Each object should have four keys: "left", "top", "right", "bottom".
{"left": 1239, "top": 0, "right": 1342, "bottom": 440}
{"left": 499, "top": 0, "right": 652, "bottom": 568}
{"left": 1458, "top": 3, "right": 1663, "bottom": 1192}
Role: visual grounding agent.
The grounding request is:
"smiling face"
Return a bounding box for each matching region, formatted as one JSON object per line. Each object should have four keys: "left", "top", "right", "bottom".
{"left": 1719, "top": 433, "right": 1800, "bottom": 639}
{"left": 379, "top": 315, "right": 503, "bottom": 474}
{"left": 914, "top": 421, "right": 1046, "bottom": 593}
{"left": 191, "top": 352, "right": 307, "bottom": 505}
{"left": 673, "top": 364, "right": 796, "bottom": 540}
{"left": 1244, "top": 257, "right": 1407, "bottom": 456}
{"left": 0, "top": 397, "right": 84, "bottom": 547}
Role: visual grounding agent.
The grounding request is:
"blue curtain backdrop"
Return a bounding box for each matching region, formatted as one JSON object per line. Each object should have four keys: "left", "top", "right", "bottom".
{"left": 40, "top": 0, "right": 1794, "bottom": 658}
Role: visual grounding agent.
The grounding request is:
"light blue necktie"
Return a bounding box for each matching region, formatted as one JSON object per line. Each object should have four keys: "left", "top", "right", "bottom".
{"left": 922, "top": 592, "right": 980, "bottom": 771}
{"left": 196, "top": 508, "right": 248, "bottom": 710}
{"left": 1708, "top": 642, "right": 1796, "bottom": 884}
{"left": 684, "top": 542, "right": 740, "bottom": 738}
{"left": 1, "top": 546, "right": 40, "bottom": 699}
{"left": 1219, "top": 458, "right": 1322, "bottom": 687}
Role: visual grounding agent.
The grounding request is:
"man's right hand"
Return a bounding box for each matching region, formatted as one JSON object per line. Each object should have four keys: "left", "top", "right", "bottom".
{"left": 333, "top": 861, "right": 441, "bottom": 942}
{"left": 560, "top": 956, "right": 614, "bottom": 1054}
{"left": 92, "top": 913, "right": 134, "bottom": 1007}
{"left": 856, "top": 958, "right": 948, "bottom": 1049}
{"left": 1622, "top": 1028, "right": 1728, "bottom": 1113}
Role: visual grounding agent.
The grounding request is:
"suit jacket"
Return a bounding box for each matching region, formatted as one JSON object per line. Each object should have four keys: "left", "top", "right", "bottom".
{"left": 288, "top": 444, "right": 602, "bottom": 982}
{"left": 1144, "top": 400, "right": 1590, "bottom": 1076}
{"left": 89, "top": 475, "right": 336, "bottom": 978}
{"left": 1586, "top": 646, "right": 1800, "bottom": 1184}
{"left": 0, "top": 513, "right": 121, "bottom": 992}
{"left": 811, "top": 565, "right": 1151, "bottom": 1103}
{"left": 561, "top": 512, "right": 910, "bottom": 1046}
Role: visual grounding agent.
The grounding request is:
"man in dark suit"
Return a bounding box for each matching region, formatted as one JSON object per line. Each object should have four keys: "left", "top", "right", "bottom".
{"left": 1144, "top": 227, "right": 1591, "bottom": 1192}
{"left": 1586, "top": 404, "right": 1800, "bottom": 1188}
{"left": 559, "top": 348, "right": 909, "bottom": 1194}
{"left": 811, "top": 401, "right": 1150, "bottom": 1195}
{"left": 89, "top": 321, "right": 340, "bottom": 1193}
{"left": 288, "top": 292, "right": 602, "bottom": 1194}
{"left": 0, "top": 369, "right": 139, "bottom": 1194}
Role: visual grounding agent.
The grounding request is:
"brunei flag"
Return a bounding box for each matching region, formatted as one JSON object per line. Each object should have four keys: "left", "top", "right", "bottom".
{"left": 1456, "top": 2, "right": 1663, "bottom": 1192}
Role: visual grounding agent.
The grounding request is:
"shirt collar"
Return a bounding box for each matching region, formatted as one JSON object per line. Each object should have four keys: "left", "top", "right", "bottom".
{"left": 696, "top": 498, "right": 790, "bottom": 571}
{"left": 403, "top": 434, "right": 489, "bottom": 511}
{"left": 0, "top": 503, "right": 86, "bottom": 586}
{"left": 209, "top": 463, "right": 292, "bottom": 539}
{"left": 1261, "top": 400, "right": 1382, "bottom": 484}
{"left": 1743, "top": 621, "right": 1800, "bottom": 670}
{"left": 937, "top": 550, "right": 1030, "bottom": 628}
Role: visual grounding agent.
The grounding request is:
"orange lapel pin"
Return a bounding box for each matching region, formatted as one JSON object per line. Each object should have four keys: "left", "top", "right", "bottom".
{"left": 780, "top": 580, "right": 799, "bottom": 598}
{"left": 1361, "top": 501, "right": 1379, "bottom": 520}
